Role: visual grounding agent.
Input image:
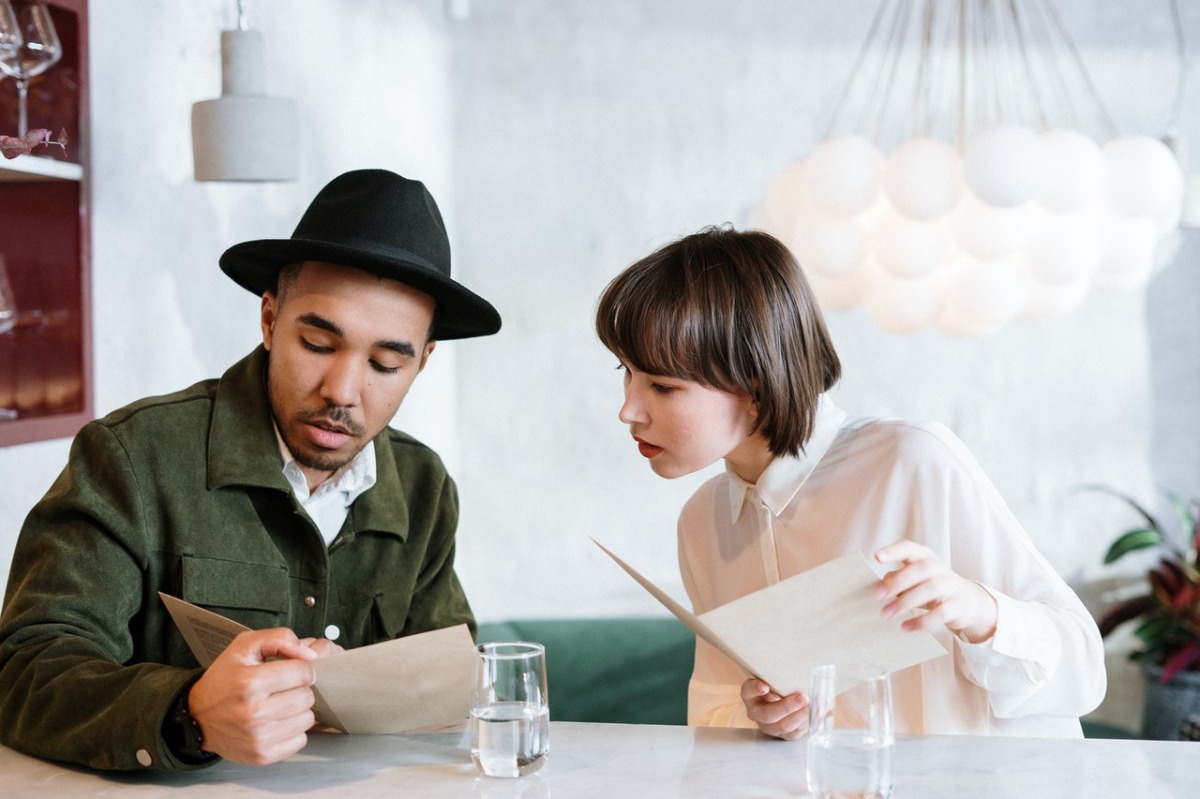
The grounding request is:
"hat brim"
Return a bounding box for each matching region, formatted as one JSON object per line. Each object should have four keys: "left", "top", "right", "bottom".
{"left": 220, "top": 238, "right": 502, "bottom": 341}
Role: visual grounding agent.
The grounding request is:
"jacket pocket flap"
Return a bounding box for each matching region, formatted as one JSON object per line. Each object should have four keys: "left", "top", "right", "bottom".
{"left": 181, "top": 556, "right": 289, "bottom": 612}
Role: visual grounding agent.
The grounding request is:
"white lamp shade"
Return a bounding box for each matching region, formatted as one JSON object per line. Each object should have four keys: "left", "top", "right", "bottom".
{"left": 864, "top": 268, "right": 944, "bottom": 334}
{"left": 1021, "top": 273, "right": 1090, "bottom": 318}
{"left": 1103, "top": 135, "right": 1186, "bottom": 219}
{"left": 759, "top": 160, "right": 810, "bottom": 238}
{"left": 1093, "top": 214, "right": 1159, "bottom": 289}
{"left": 192, "top": 29, "right": 298, "bottom": 182}
{"left": 193, "top": 96, "right": 299, "bottom": 181}
{"left": 873, "top": 205, "right": 944, "bottom": 278}
{"left": 884, "top": 137, "right": 963, "bottom": 221}
{"left": 942, "top": 256, "right": 1028, "bottom": 334}
{"left": 789, "top": 213, "right": 867, "bottom": 277}
{"left": 803, "top": 264, "right": 870, "bottom": 312}
{"left": 1038, "top": 130, "right": 1104, "bottom": 213}
{"left": 1023, "top": 210, "right": 1101, "bottom": 284}
{"left": 804, "top": 135, "right": 883, "bottom": 216}
{"left": 951, "top": 193, "right": 1032, "bottom": 260}
{"left": 963, "top": 125, "right": 1046, "bottom": 208}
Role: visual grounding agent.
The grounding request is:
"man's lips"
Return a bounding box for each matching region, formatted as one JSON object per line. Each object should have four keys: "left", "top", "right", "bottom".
{"left": 306, "top": 420, "right": 354, "bottom": 449}
{"left": 634, "top": 437, "right": 663, "bottom": 458}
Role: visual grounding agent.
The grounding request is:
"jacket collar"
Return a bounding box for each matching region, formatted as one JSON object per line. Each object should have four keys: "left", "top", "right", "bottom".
{"left": 206, "top": 346, "right": 410, "bottom": 540}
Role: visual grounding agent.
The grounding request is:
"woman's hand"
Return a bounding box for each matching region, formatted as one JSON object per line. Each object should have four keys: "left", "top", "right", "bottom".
{"left": 740, "top": 678, "right": 809, "bottom": 740}
{"left": 874, "top": 540, "right": 998, "bottom": 643}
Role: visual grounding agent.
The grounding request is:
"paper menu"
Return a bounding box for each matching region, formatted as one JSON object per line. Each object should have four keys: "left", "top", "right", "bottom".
{"left": 159, "top": 593, "right": 476, "bottom": 734}
{"left": 592, "top": 541, "right": 947, "bottom": 696}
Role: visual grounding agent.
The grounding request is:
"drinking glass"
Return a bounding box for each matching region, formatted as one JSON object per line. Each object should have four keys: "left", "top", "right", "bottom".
{"left": 471, "top": 642, "right": 550, "bottom": 778}
{"left": 0, "top": 1, "right": 61, "bottom": 137}
{"left": 806, "top": 664, "right": 894, "bottom": 799}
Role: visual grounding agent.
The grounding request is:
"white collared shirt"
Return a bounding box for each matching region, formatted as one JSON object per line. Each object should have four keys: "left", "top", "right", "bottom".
{"left": 276, "top": 430, "right": 377, "bottom": 546}
{"left": 678, "top": 395, "right": 1106, "bottom": 737}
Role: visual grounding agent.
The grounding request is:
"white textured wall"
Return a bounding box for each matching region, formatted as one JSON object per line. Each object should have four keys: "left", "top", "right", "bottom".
{"left": 1, "top": 0, "right": 1197, "bottom": 732}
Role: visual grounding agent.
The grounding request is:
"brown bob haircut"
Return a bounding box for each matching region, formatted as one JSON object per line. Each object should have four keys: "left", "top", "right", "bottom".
{"left": 595, "top": 226, "right": 841, "bottom": 457}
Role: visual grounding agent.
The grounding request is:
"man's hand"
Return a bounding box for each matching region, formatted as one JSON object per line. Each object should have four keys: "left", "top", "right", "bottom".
{"left": 741, "top": 678, "right": 809, "bottom": 740}
{"left": 874, "top": 540, "right": 998, "bottom": 643}
{"left": 298, "top": 637, "right": 344, "bottom": 659}
{"left": 187, "top": 628, "right": 320, "bottom": 765}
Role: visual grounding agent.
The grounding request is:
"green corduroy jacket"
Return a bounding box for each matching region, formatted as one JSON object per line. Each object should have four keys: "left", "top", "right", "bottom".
{"left": 0, "top": 346, "right": 475, "bottom": 771}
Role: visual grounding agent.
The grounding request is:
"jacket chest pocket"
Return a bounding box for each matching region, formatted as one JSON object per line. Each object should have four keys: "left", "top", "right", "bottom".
{"left": 181, "top": 555, "right": 290, "bottom": 631}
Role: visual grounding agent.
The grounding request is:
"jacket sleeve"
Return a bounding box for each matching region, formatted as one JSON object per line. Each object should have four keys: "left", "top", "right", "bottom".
{"left": 0, "top": 421, "right": 208, "bottom": 771}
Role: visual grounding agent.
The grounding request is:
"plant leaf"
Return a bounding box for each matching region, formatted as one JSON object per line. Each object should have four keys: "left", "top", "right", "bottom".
{"left": 1133, "top": 613, "right": 1172, "bottom": 648}
{"left": 0, "top": 135, "right": 31, "bottom": 159}
{"left": 1097, "top": 594, "right": 1158, "bottom": 637}
{"left": 1104, "top": 527, "right": 1164, "bottom": 564}
{"left": 1161, "top": 639, "right": 1200, "bottom": 683}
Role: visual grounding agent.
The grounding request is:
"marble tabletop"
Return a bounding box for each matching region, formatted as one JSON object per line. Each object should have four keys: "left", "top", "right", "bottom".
{"left": 2, "top": 721, "right": 1195, "bottom": 798}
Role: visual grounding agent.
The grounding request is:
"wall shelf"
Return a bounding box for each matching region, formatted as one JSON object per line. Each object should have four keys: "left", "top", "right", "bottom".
{"left": 0, "top": 0, "right": 90, "bottom": 448}
{"left": 0, "top": 155, "right": 84, "bottom": 182}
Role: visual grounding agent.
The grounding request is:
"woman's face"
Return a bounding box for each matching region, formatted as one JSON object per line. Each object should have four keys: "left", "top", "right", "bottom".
{"left": 616, "top": 363, "right": 771, "bottom": 483}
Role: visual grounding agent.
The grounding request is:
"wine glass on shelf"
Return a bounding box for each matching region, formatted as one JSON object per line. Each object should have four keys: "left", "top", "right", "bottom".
{"left": 0, "top": 1, "right": 61, "bottom": 138}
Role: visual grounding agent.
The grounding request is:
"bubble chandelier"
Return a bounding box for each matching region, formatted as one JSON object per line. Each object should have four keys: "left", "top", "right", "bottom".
{"left": 753, "top": 0, "right": 1188, "bottom": 336}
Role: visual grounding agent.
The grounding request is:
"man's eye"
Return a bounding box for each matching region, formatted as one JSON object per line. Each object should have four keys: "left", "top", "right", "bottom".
{"left": 301, "top": 339, "right": 333, "bottom": 353}
{"left": 650, "top": 383, "right": 675, "bottom": 394}
{"left": 371, "top": 361, "right": 401, "bottom": 375}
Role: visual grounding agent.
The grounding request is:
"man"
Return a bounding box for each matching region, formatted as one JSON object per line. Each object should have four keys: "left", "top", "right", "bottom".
{"left": 0, "top": 170, "right": 501, "bottom": 771}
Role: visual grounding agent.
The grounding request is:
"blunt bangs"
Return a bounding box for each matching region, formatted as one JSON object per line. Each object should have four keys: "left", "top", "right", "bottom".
{"left": 595, "top": 226, "right": 842, "bottom": 458}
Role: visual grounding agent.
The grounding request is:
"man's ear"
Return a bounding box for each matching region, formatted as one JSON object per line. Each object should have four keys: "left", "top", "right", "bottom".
{"left": 418, "top": 339, "right": 436, "bottom": 372}
{"left": 260, "top": 291, "right": 279, "bottom": 351}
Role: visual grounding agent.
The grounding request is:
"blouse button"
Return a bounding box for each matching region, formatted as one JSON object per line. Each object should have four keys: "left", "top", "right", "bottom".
{"left": 324, "top": 624, "right": 340, "bottom": 641}
{"left": 304, "top": 596, "right": 316, "bottom": 608}
{"left": 136, "top": 748, "right": 152, "bottom": 767}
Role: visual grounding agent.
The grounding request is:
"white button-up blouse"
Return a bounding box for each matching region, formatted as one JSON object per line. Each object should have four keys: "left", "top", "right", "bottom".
{"left": 678, "top": 396, "right": 1106, "bottom": 738}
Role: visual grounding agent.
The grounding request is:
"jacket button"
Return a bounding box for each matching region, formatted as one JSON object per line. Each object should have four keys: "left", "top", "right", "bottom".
{"left": 136, "top": 748, "right": 152, "bottom": 767}
{"left": 304, "top": 596, "right": 316, "bottom": 607}
{"left": 324, "top": 624, "right": 340, "bottom": 641}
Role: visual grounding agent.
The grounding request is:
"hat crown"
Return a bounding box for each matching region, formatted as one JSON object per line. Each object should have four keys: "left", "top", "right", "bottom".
{"left": 292, "top": 169, "right": 451, "bottom": 277}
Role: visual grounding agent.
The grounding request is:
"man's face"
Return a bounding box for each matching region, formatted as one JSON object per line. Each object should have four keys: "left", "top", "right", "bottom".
{"left": 260, "top": 260, "right": 436, "bottom": 490}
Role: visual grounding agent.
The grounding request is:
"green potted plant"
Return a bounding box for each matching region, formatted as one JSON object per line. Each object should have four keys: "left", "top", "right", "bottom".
{"left": 1091, "top": 485, "right": 1200, "bottom": 740}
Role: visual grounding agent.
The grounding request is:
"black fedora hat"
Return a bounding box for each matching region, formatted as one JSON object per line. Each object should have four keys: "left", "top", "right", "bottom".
{"left": 219, "top": 169, "right": 501, "bottom": 340}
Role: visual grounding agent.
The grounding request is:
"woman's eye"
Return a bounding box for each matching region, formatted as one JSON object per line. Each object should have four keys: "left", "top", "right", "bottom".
{"left": 650, "top": 383, "right": 675, "bottom": 395}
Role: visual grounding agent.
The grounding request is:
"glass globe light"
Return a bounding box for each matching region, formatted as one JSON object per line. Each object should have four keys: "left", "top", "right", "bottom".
{"left": 942, "top": 256, "right": 1028, "bottom": 334}
{"left": 1021, "top": 273, "right": 1090, "bottom": 318}
{"left": 1093, "top": 215, "right": 1159, "bottom": 289}
{"left": 789, "top": 213, "right": 867, "bottom": 277}
{"left": 873, "top": 205, "right": 945, "bottom": 278}
{"left": 1023, "top": 210, "right": 1101, "bottom": 285}
{"left": 1103, "top": 135, "right": 1186, "bottom": 220}
{"left": 884, "top": 137, "right": 963, "bottom": 221}
{"left": 804, "top": 135, "right": 884, "bottom": 216}
{"left": 863, "top": 268, "right": 944, "bottom": 334}
{"left": 759, "top": 160, "right": 810, "bottom": 238}
{"left": 803, "top": 264, "right": 870, "bottom": 312}
{"left": 962, "top": 125, "right": 1046, "bottom": 208}
{"left": 951, "top": 193, "right": 1032, "bottom": 260}
{"left": 1038, "top": 130, "right": 1104, "bottom": 213}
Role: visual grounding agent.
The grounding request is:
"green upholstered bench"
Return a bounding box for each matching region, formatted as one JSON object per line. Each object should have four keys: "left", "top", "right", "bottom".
{"left": 476, "top": 617, "right": 695, "bottom": 725}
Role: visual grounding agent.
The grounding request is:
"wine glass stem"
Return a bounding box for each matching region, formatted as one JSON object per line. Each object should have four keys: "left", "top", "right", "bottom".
{"left": 15, "top": 78, "right": 27, "bottom": 137}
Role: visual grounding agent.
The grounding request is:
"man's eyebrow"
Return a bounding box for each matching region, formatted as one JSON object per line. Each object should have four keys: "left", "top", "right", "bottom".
{"left": 297, "top": 313, "right": 416, "bottom": 358}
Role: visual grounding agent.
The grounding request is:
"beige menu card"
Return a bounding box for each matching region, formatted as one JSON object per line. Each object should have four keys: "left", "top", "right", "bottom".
{"left": 159, "top": 593, "right": 476, "bottom": 734}
{"left": 593, "top": 541, "right": 947, "bottom": 696}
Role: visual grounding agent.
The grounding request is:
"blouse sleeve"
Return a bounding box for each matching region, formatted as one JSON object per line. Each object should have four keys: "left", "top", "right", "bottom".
{"left": 912, "top": 424, "right": 1107, "bottom": 720}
